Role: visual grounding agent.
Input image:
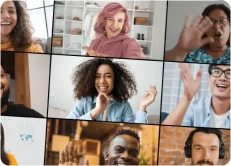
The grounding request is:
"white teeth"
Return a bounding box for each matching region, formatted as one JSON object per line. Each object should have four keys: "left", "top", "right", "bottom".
{"left": 216, "top": 84, "right": 228, "bottom": 88}
{"left": 1, "top": 22, "right": 11, "bottom": 25}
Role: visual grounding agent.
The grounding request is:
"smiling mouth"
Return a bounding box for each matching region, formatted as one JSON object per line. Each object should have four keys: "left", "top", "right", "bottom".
{"left": 216, "top": 84, "right": 228, "bottom": 89}
{"left": 116, "top": 163, "right": 131, "bottom": 166}
{"left": 1, "top": 22, "right": 11, "bottom": 26}
{"left": 109, "top": 28, "right": 118, "bottom": 33}
{"left": 98, "top": 86, "right": 108, "bottom": 92}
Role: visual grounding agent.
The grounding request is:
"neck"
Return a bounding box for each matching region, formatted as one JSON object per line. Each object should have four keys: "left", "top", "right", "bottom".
{"left": 211, "top": 96, "right": 230, "bottom": 115}
{"left": 1, "top": 34, "right": 11, "bottom": 44}
{"left": 1, "top": 104, "right": 8, "bottom": 113}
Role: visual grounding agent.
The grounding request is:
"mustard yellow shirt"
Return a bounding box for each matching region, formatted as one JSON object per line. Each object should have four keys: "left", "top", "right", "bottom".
{"left": 6, "top": 153, "right": 18, "bottom": 165}
{"left": 1, "top": 42, "right": 44, "bottom": 53}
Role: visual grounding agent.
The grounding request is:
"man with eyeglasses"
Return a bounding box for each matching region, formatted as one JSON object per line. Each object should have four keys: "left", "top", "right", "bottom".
{"left": 163, "top": 64, "right": 230, "bottom": 129}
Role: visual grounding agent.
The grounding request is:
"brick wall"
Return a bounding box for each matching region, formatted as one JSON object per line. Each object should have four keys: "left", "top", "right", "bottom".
{"left": 158, "top": 126, "right": 230, "bottom": 165}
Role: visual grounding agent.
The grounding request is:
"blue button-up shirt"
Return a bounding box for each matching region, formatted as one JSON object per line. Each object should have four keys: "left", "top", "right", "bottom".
{"left": 182, "top": 95, "right": 230, "bottom": 129}
{"left": 67, "top": 96, "right": 148, "bottom": 123}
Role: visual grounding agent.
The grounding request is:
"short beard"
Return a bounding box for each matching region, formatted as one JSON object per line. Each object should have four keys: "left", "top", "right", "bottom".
{"left": 1, "top": 88, "right": 10, "bottom": 108}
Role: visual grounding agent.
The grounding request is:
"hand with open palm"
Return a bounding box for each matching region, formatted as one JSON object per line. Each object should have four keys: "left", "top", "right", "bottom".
{"left": 176, "top": 15, "right": 214, "bottom": 52}
{"left": 179, "top": 63, "right": 202, "bottom": 101}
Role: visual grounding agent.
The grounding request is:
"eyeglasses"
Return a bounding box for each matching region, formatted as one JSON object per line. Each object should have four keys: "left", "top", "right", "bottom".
{"left": 210, "top": 68, "right": 230, "bottom": 79}
{"left": 209, "top": 18, "right": 229, "bottom": 27}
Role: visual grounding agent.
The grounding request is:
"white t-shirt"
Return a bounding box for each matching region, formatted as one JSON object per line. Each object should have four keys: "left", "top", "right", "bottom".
{"left": 211, "top": 110, "right": 229, "bottom": 128}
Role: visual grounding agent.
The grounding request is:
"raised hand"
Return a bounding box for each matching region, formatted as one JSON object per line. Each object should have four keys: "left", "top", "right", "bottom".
{"left": 83, "top": 46, "right": 110, "bottom": 57}
{"left": 138, "top": 85, "right": 157, "bottom": 112}
{"left": 59, "top": 142, "right": 89, "bottom": 166}
{"left": 176, "top": 15, "right": 214, "bottom": 52}
{"left": 90, "top": 93, "right": 113, "bottom": 120}
{"left": 179, "top": 63, "right": 202, "bottom": 101}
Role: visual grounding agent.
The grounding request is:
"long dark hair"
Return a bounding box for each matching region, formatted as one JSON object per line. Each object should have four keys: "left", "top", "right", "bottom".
{"left": 1, "top": 123, "right": 9, "bottom": 165}
{"left": 10, "top": 1, "right": 33, "bottom": 51}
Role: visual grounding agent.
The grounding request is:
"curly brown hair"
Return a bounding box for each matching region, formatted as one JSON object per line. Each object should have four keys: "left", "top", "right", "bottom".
{"left": 10, "top": 1, "right": 33, "bottom": 51}
{"left": 72, "top": 58, "right": 137, "bottom": 102}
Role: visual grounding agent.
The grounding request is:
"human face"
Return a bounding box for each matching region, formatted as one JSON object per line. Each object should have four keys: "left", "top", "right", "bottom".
{"left": 206, "top": 9, "right": 230, "bottom": 48}
{"left": 105, "top": 11, "right": 125, "bottom": 39}
{"left": 95, "top": 64, "right": 114, "bottom": 95}
{"left": 1, "top": 1, "right": 17, "bottom": 38}
{"left": 1, "top": 66, "right": 10, "bottom": 108}
{"left": 105, "top": 134, "right": 140, "bottom": 165}
{"left": 191, "top": 132, "right": 220, "bottom": 165}
{"left": 209, "top": 65, "right": 230, "bottom": 100}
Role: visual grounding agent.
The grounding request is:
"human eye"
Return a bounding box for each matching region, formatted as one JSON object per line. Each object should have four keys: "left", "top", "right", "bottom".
{"left": 114, "top": 146, "right": 124, "bottom": 153}
{"left": 225, "top": 70, "right": 230, "bottom": 77}
{"left": 8, "top": 9, "right": 16, "bottom": 14}
{"left": 107, "top": 18, "right": 113, "bottom": 21}
{"left": 212, "top": 68, "right": 221, "bottom": 75}
{"left": 195, "top": 147, "right": 201, "bottom": 151}
{"left": 130, "top": 151, "right": 138, "bottom": 157}
{"left": 118, "top": 19, "right": 124, "bottom": 23}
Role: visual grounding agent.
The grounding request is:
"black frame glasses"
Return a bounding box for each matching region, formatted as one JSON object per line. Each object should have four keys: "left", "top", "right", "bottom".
{"left": 210, "top": 68, "right": 230, "bottom": 79}
{"left": 209, "top": 17, "right": 229, "bottom": 27}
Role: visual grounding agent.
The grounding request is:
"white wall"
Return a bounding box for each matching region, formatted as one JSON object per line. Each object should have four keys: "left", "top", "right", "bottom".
{"left": 1, "top": 116, "right": 46, "bottom": 165}
{"left": 29, "top": 53, "right": 50, "bottom": 117}
{"left": 48, "top": 56, "right": 163, "bottom": 124}
{"left": 152, "top": 1, "right": 167, "bottom": 60}
{"left": 165, "top": 1, "right": 230, "bottom": 50}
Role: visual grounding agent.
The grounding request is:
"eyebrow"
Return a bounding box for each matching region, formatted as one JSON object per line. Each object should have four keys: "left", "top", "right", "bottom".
{"left": 193, "top": 144, "right": 219, "bottom": 148}
{"left": 96, "top": 72, "right": 112, "bottom": 75}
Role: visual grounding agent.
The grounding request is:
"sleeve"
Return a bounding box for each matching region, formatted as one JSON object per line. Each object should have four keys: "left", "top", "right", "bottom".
{"left": 7, "top": 154, "right": 18, "bottom": 165}
{"left": 122, "top": 102, "right": 148, "bottom": 123}
{"left": 33, "top": 44, "right": 44, "bottom": 53}
{"left": 124, "top": 39, "right": 145, "bottom": 59}
{"left": 66, "top": 99, "right": 93, "bottom": 120}
{"left": 181, "top": 104, "right": 194, "bottom": 126}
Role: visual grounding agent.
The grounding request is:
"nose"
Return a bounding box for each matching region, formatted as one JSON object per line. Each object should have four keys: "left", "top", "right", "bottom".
{"left": 213, "top": 21, "right": 221, "bottom": 28}
{"left": 1, "top": 10, "right": 10, "bottom": 19}
{"left": 112, "top": 20, "right": 118, "bottom": 27}
{"left": 201, "top": 149, "right": 211, "bottom": 161}
{"left": 99, "top": 76, "right": 105, "bottom": 83}
{"left": 120, "top": 151, "right": 130, "bottom": 160}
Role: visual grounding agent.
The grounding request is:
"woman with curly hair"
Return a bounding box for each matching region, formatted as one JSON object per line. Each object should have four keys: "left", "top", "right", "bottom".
{"left": 67, "top": 58, "right": 157, "bottom": 123}
{"left": 1, "top": 0, "right": 43, "bottom": 52}
{"left": 1, "top": 123, "right": 18, "bottom": 165}
{"left": 83, "top": 2, "right": 144, "bottom": 59}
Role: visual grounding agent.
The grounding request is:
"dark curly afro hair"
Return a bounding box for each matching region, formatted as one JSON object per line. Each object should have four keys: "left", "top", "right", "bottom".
{"left": 72, "top": 58, "right": 137, "bottom": 102}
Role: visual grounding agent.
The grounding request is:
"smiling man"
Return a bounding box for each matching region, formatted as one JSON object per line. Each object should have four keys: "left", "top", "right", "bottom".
{"left": 1, "top": 64, "right": 44, "bottom": 118}
{"left": 59, "top": 129, "right": 140, "bottom": 165}
{"left": 163, "top": 64, "right": 230, "bottom": 128}
{"left": 184, "top": 128, "right": 225, "bottom": 165}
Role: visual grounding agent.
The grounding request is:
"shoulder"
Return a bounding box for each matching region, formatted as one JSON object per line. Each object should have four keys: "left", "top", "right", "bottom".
{"left": 184, "top": 48, "right": 210, "bottom": 63}
{"left": 7, "top": 104, "right": 44, "bottom": 118}
{"left": 189, "top": 96, "right": 211, "bottom": 110}
{"left": 1, "top": 42, "right": 14, "bottom": 51}
{"left": 25, "top": 44, "right": 44, "bottom": 53}
{"left": 7, "top": 153, "right": 18, "bottom": 165}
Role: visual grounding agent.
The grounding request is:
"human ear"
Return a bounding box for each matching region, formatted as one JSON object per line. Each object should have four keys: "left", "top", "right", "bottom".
{"left": 104, "top": 151, "right": 109, "bottom": 160}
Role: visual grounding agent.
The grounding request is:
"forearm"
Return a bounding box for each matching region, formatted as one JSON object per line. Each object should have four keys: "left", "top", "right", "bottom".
{"left": 90, "top": 107, "right": 103, "bottom": 120}
{"left": 162, "top": 96, "right": 191, "bottom": 125}
{"left": 165, "top": 46, "right": 188, "bottom": 61}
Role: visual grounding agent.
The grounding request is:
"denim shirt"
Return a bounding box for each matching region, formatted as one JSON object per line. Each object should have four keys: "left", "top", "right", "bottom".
{"left": 182, "top": 95, "right": 230, "bottom": 129}
{"left": 66, "top": 96, "right": 148, "bottom": 123}
{"left": 184, "top": 47, "right": 230, "bottom": 64}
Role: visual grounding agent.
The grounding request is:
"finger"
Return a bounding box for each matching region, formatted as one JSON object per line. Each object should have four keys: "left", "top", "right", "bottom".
{"left": 60, "top": 150, "right": 65, "bottom": 165}
{"left": 65, "top": 144, "right": 69, "bottom": 163}
{"left": 184, "top": 14, "right": 191, "bottom": 28}
{"left": 191, "top": 15, "right": 203, "bottom": 27}
{"left": 196, "top": 69, "right": 203, "bottom": 81}
{"left": 150, "top": 85, "right": 156, "bottom": 90}
{"left": 83, "top": 158, "right": 89, "bottom": 166}
{"left": 68, "top": 142, "right": 74, "bottom": 163}
{"left": 73, "top": 146, "right": 78, "bottom": 165}
{"left": 82, "top": 46, "right": 90, "bottom": 51}
{"left": 197, "top": 16, "right": 213, "bottom": 33}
